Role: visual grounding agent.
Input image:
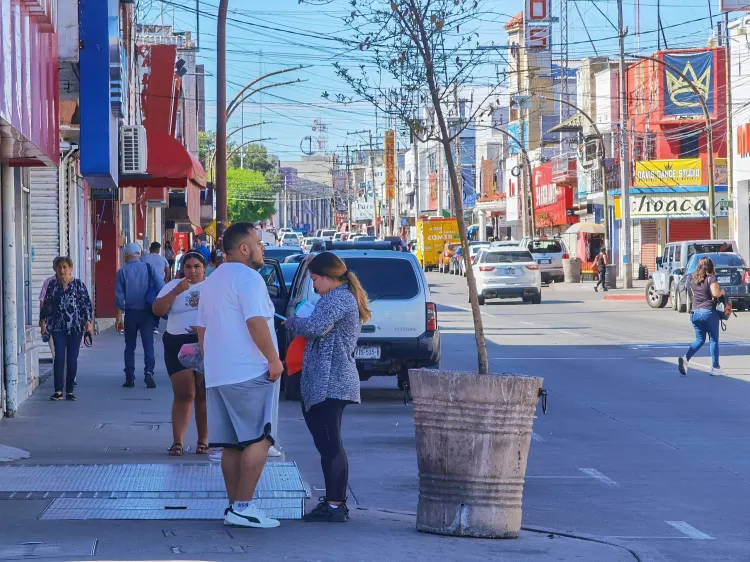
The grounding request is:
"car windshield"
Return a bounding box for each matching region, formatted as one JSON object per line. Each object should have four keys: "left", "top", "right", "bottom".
{"left": 687, "top": 243, "right": 734, "bottom": 259}
{"left": 339, "top": 257, "right": 419, "bottom": 300}
{"left": 264, "top": 248, "right": 303, "bottom": 260}
{"left": 357, "top": 236, "right": 376, "bottom": 242}
{"left": 528, "top": 240, "right": 562, "bottom": 253}
{"left": 447, "top": 244, "right": 460, "bottom": 251}
{"left": 482, "top": 250, "right": 535, "bottom": 264}
{"left": 470, "top": 245, "right": 490, "bottom": 255}
{"left": 687, "top": 253, "right": 746, "bottom": 272}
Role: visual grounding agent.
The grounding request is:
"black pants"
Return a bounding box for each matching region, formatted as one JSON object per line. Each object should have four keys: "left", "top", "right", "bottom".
{"left": 595, "top": 267, "right": 607, "bottom": 290}
{"left": 302, "top": 399, "right": 349, "bottom": 503}
{"left": 52, "top": 331, "right": 82, "bottom": 394}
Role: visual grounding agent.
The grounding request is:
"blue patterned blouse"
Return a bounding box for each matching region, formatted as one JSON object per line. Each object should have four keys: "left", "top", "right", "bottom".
{"left": 41, "top": 279, "right": 93, "bottom": 334}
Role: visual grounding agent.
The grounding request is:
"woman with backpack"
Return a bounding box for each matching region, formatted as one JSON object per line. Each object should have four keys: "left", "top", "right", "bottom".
{"left": 284, "top": 252, "right": 371, "bottom": 523}
{"left": 678, "top": 256, "right": 725, "bottom": 377}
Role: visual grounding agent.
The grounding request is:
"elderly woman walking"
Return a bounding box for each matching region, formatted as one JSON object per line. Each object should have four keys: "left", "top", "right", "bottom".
{"left": 40, "top": 256, "right": 93, "bottom": 401}
{"left": 284, "top": 252, "right": 371, "bottom": 523}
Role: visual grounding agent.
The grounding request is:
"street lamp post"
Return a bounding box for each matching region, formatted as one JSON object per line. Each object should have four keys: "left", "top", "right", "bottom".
{"left": 216, "top": 0, "right": 229, "bottom": 240}
{"left": 539, "top": 96, "right": 610, "bottom": 254}
{"left": 626, "top": 53, "right": 717, "bottom": 239}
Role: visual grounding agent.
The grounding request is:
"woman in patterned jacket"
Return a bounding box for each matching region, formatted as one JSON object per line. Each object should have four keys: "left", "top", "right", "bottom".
{"left": 284, "top": 252, "right": 371, "bottom": 523}
{"left": 40, "top": 256, "right": 93, "bottom": 401}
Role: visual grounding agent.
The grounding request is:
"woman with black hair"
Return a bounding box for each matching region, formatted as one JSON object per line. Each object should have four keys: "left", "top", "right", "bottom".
{"left": 284, "top": 252, "right": 371, "bottom": 523}
{"left": 153, "top": 251, "right": 209, "bottom": 455}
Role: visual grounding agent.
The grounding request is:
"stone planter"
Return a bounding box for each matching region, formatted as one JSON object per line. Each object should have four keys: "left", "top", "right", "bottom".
{"left": 409, "top": 369, "right": 544, "bottom": 538}
{"left": 562, "top": 258, "right": 582, "bottom": 283}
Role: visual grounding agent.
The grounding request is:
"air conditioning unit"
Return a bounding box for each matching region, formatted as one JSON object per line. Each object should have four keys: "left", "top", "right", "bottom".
{"left": 120, "top": 125, "right": 147, "bottom": 174}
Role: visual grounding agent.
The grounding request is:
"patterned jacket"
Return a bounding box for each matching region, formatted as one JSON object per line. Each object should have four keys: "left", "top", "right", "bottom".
{"left": 40, "top": 279, "right": 93, "bottom": 334}
{"left": 285, "top": 284, "right": 362, "bottom": 411}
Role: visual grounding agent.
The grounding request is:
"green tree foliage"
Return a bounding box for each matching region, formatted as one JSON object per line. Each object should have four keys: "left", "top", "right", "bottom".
{"left": 227, "top": 168, "right": 276, "bottom": 223}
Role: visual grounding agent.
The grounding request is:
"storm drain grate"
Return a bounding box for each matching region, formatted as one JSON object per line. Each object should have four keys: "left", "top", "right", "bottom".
{"left": 39, "top": 498, "right": 303, "bottom": 520}
{"left": 0, "top": 540, "right": 97, "bottom": 559}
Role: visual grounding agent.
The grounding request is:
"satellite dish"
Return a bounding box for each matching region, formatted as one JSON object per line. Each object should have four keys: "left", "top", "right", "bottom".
{"left": 300, "top": 136, "right": 316, "bottom": 156}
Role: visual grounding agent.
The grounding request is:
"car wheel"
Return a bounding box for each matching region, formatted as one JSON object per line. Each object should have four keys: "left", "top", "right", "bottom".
{"left": 284, "top": 371, "right": 301, "bottom": 401}
{"left": 646, "top": 280, "right": 668, "bottom": 309}
{"left": 477, "top": 295, "right": 485, "bottom": 306}
{"left": 737, "top": 300, "right": 748, "bottom": 312}
{"left": 531, "top": 294, "right": 542, "bottom": 305}
{"left": 677, "top": 291, "right": 688, "bottom": 313}
{"left": 670, "top": 283, "right": 677, "bottom": 310}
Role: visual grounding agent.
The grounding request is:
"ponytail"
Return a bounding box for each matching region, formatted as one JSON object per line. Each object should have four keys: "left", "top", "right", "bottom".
{"left": 343, "top": 270, "right": 372, "bottom": 323}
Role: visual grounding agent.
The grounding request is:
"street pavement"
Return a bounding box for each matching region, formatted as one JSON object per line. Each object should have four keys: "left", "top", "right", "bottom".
{"left": 0, "top": 274, "right": 749, "bottom": 561}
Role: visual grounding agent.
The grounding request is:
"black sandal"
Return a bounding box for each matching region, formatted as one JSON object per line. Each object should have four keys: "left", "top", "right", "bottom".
{"left": 168, "top": 443, "right": 184, "bottom": 456}
{"left": 50, "top": 392, "right": 63, "bottom": 401}
{"left": 196, "top": 442, "right": 210, "bottom": 455}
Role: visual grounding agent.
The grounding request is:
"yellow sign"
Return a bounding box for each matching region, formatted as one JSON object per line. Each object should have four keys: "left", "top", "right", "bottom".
{"left": 204, "top": 220, "right": 217, "bottom": 239}
{"left": 634, "top": 158, "right": 703, "bottom": 188}
{"left": 614, "top": 197, "right": 621, "bottom": 221}
{"left": 384, "top": 130, "right": 395, "bottom": 200}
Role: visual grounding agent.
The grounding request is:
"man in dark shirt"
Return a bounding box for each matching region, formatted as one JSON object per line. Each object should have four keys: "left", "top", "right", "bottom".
{"left": 116, "top": 243, "right": 165, "bottom": 388}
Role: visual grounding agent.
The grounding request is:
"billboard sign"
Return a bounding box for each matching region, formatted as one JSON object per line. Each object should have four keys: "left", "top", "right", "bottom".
{"left": 663, "top": 51, "right": 714, "bottom": 117}
{"left": 721, "top": 0, "right": 750, "bottom": 11}
{"left": 384, "top": 130, "right": 396, "bottom": 199}
{"left": 525, "top": 0, "right": 552, "bottom": 50}
{"left": 629, "top": 192, "right": 728, "bottom": 219}
{"left": 634, "top": 158, "right": 703, "bottom": 188}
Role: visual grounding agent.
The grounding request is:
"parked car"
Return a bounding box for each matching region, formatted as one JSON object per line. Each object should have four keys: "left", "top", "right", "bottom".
{"left": 333, "top": 232, "right": 350, "bottom": 242}
{"left": 280, "top": 232, "right": 302, "bottom": 247}
{"left": 462, "top": 243, "right": 491, "bottom": 276}
{"left": 439, "top": 243, "right": 461, "bottom": 274}
{"left": 302, "top": 237, "right": 323, "bottom": 252}
{"left": 674, "top": 252, "right": 749, "bottom": 312}
{"left": 646, "top": 239, "right": 738, "bottom": 309}
{"left": 284, "top": 253, "right": 308, "bottom": 264}
{"left": 518, "top": 237, "right": 568, "bottom": 283}
{"left": 279, "top": 262, "right": 301, "bottom": 292}
{"left": 264, "top": 246, "right": 304, "bottom": 262}
{"left": 282, "top": 244, "right": 440, "bottom": 398}
{"left": 472, "top": 248, "right": 542, "bottom": 305}
{"left": 449, "top": 247, "right": 464, "bottom": 275}
{"left": 319, "top": 229, "right": 337, "bottom": 242}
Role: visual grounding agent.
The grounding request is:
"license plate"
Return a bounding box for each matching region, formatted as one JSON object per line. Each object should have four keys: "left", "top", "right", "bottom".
{"left": 538, "top": 259, "right": 551, "bottom": 264}
{"left": 354, "top": 345, "right": 381, "bottom": 360}
{"left": 718, "top": 276, "right": 730, "bottom": 284}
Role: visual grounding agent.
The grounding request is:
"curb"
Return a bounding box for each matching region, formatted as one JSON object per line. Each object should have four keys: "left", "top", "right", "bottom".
{"left": 602, "top": 294, "right": 644, "bottom": 302}
{"left": 0, "top": 444, "right": 31, "bottom": 463}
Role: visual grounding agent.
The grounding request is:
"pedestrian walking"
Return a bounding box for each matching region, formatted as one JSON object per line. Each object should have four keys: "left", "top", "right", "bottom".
{"left": 679, "top": 256, "right": 725, "bottom": 377}
{"left": 195, "top": 222, "right": 283, "bottom": 529}
{"left": 164, "top": 240, "right": 175, "bottom": 272}
{"left": 594, "top": 247, "right": 609, "bottom": 292}
{"left": 39, "top": 259, "right": 58, "bottom": 358}
{"left": 116, "top": 242, "right": 165, "bottom": 389}
{"left": 153, "top": 251, "right": 209, "bottom": 457}
{"left": 206, "top": 250, "right": 218, "bottom": 277}
{"left": 40, "top": 256, "right": 93, "bottom": 401}
{"left": 142, "top": 241, "right": 171, "bottom": 334}
{"left": 284, "top": 252, "right": 371, "bottom": 523}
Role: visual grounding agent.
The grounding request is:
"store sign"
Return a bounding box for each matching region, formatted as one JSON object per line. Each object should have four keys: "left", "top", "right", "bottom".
{"left": 525, "top": 0, "right": 552, "bottom": 50}
{"left": 629, "top": 192, "right": 728, "bottom": 219}
{"left": 533, "top": 164, "right": 555, "bottom": 206}
{"left": 663, "top": 51, "right": 714, "bottom": 117}
{"left": 634, "top": 158, "right": 703, "bottom": 188}
{"left": 721, "top": 0, "right": 750, "bottom": 11}
{"left": 352, "top": 200, "right": 374, "bottom": 221}
{"left": 384, "top": 131, "right": 395, "bottom": 199}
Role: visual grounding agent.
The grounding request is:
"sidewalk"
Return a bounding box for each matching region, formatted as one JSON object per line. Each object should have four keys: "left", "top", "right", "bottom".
{"left": 546, "top": 278, "right": 648, "bottom": 302}
{"left": 0, "top": 328, "right": 638, "bottom": 561}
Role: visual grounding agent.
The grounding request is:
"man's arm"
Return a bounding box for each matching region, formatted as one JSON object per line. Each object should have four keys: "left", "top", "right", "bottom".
{"left": 246, "top": 317, "right": 283, "bottom": 381}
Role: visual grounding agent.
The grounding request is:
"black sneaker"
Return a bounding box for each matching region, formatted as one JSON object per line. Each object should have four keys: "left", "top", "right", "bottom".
{"left": 145, "top": 374, "right": 156, "bottom": 389}
{"left": 65, "top": 393, "right": 76, "bottom": 401}
{"left": 50, "top": 392, "right": 63, "bottom": 401}
{"left": 122, "top": 379, "right": 135, "bottom": 388}
{"left": 303, "top": 497, "right": 349, "bottom": 523}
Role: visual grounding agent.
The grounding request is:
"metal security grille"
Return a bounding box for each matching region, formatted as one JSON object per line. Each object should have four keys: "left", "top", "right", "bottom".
{"left": 29, "top": 167, "right": 60, "bottom": 327}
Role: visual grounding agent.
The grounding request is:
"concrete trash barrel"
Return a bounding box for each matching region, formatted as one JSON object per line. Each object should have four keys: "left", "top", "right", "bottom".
{"left": 409, "top": 369, "right": 544, "bottom": 538}
{"left": 562, "top": 258, "right": 581, "bottom": 283}
{"left": 605, "top": 264, "right": 617, "bottom": 289}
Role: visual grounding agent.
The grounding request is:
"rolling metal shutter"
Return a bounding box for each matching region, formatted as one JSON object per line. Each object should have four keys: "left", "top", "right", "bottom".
{"left": 640, "top": 219, "right": 658, "bottom": 273}
{"left": 668, "top": 218, "right": 710, "bottom": 242}
{"left": 632, "top": 221, "right": 641, "bottom": 270}
{"left": 29, "top": 167, "right": 60, "bottom": 327}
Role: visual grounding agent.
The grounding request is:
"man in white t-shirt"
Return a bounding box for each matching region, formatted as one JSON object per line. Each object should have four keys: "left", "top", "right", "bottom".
{"left": 196, "top": 222, "right": 283, "bottom": 529}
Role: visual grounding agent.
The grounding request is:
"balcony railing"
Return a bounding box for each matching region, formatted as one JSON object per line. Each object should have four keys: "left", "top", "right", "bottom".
{"left": 552, "top": 154, "right": 577, "bottom": 185}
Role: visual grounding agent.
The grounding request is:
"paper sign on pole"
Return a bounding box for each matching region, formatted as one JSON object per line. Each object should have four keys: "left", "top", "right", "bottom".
{"left": 384, "top": 130, "right": 395, "bottom": 200}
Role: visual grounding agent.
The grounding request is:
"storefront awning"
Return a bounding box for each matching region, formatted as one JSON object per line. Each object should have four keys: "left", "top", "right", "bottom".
{"left": 548, "top": 112, "right": 586, "bottom": 134}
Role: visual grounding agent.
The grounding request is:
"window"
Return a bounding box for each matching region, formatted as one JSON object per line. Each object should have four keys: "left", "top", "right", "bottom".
{"left": 527, "top": 240, "right": 563, "bottom": 253}
{"left": 674, "top": 245, "right": 682, "bottom": 262}
{"left": 340, "top": 258, "right": 419, "bottom": 300}
{"left": 482, "top": 251, "right": 534, "bottom": 263}
{"left": 680, "top": 131, "right": 700, "bottom": 158}
{"left": 687, "top": 243, "right": 734, "bottom": 260}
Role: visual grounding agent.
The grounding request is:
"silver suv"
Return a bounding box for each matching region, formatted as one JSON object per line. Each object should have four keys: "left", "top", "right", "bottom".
{"left": 518, "top": 237, "right": 569, "bottom": 283}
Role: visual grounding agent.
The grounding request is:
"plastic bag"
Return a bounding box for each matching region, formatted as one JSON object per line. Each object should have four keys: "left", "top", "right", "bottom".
{"left": 178, "top": 343, "right": 204, "bottom": 373}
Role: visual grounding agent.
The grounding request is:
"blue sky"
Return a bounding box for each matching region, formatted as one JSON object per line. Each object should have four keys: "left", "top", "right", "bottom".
{"left": 139, "top": 0, "right": 734, "bottom": 162}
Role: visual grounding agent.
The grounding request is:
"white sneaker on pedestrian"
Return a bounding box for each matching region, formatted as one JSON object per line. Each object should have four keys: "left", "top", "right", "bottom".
{"left": 711, "top": 367, "right": 724, "bottom": 377}
{"left": 267, "top": 445, "right": 282, "bottom": 457}
{"left": 209, "top": 449, "right": 223, "bottom": 462}
{"left": 678, "top": 356, "right": 689, "bottom": 376}
{"left": 225, "top": 502, "right": 280, "bottom": 528}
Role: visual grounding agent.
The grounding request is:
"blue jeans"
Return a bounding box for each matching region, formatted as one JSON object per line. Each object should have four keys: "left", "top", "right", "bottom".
{"left": 51, "top": 331, "right": 82, "bottom": 394}
{"left": 686, "top": 309, "right": 720, "bottom": 368}
{"left": 124, "top": 309, "right": 156, "bottom": 381}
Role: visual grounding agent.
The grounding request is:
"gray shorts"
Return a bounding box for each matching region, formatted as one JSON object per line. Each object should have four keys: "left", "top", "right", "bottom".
{"left": 207, "top": 376, "right": 276, "bottom": 450}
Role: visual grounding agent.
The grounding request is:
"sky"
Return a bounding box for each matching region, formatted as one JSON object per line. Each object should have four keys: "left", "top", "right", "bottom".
{"left": 136, "top": 0, "right": 740, "bottom": 163}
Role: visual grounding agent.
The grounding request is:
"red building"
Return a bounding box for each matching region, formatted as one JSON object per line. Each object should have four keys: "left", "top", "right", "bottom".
{"left": 533, "top": 163, "right": 578, "bottom": 233}
{"left": 624, "top": 48, "right": 728, "bottom": 271}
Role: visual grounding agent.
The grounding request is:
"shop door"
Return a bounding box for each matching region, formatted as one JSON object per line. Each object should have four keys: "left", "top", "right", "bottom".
{"left": 640, "top": 220, "right": 658, "bottom": 273}
{"left": 668, "top": 218, "right": 710, "bottom": 242}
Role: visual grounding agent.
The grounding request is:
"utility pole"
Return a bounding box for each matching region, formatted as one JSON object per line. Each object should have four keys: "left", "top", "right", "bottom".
{"left": 617, "top": 0, "right": 633, "bottom": 288}
{"left": 369, "top": 130, "right": 378, "bottom": 237}
{"left": 345, "top": 145, "right": 353, "bottom": 230}
{"left": 515, "top": 45, "right": 528, "bottom": 239}
{"left": 725, "top": 11, "right": 735, "bottom": 242}
{"left": 413, "top": 127, "right": 421, "bottom": 230}
{"left": 215, "top": 0, "right": 229, "bottom": 242}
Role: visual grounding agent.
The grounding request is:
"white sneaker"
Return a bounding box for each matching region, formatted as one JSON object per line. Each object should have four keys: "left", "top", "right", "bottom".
{"left": 209, "top": 449, "right": 223, "bottom": 462}
{"left": 678, "top": 356, "right": 689, "bottom": 376}
{"left": 267, "top": 445, "right": 282, "bottom": 458}
{"left": 225, "top": 502, "right": 280, "bottom": 528}
{"left": 711, "top": 367, "right": 724, "bottom": 377}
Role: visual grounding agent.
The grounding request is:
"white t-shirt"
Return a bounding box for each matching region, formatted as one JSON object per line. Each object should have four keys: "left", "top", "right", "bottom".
{"left": 141, "top": 252, "right": 170, "bottom": 281}
{"left": 196, "top": 262, "right": 278, "bottom": 388}
{"left": 156, "top": 279, "right": 204, "bottom": 335}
